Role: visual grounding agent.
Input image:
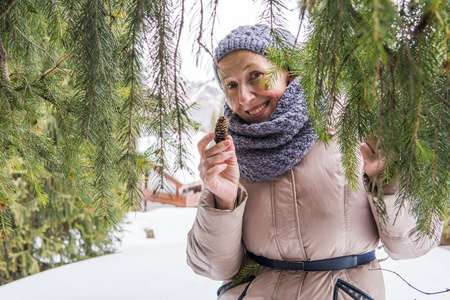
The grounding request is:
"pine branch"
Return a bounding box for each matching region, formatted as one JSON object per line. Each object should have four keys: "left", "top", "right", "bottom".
{"left": 0, "top": 207, "right": 12, "bottom": 241}
{"left": 118, "top": 0, "right": 146, "bottom": 209}
{"left": 430, "top": 102, "right": 444, "bottom": 228}
{"left": 69, "top": 0, "right": 121, "bottom": 222}
{"left": 425, "top": 86, "right": 450, "bottom": 109}
{"left": 100, "top": 141, "right": 109, "bottom": 220}
{"left": 40, "top": 79, "right": 75, "bottom": 166}
{"left": 70, "top": 176, "right": 92, "bottom": 210}
{"left": 173, "top": 0, "right": 186, "bottom": 170}
{"left": 13, "top": 26, "right": 55, "bottom": 64}
{"left": 413, "top": 8, "right": 433, "bottom": 37}
{"left": 230, "top": 262, "right": 260, "bottom": 287}
{"left": 0, "top": 0, "right": 16, "bottom": 20}
{"left": 113, "top": 0, "right": 126, "bottom": 21}
{"left": 194, "top": 0, "right": 215, "bottom": 62}
{"left": 209, "top": 0, "right": 218, "bottom": 52}
{"left": 11, "top": 112, "right": 48, "bottom": 206}
{"left": 38, "top": 53, "right": 72, "bottom": 81}
{"left": 295, "top": 0, "right": 449, "bottom": 236}
{"left": 50, "top": 0, "right": 64, "bottom": 38}
{"left": 0, "top": 36, "right": 10, "bottom": 82}
{"left": 396, "top": 37, "right": 425, "bottom": 226}
{"left": 0, "top": 174, "right": 11, "bottom": 205}
{"left": 258, "top": 0, "right": 289, "bottom": 30}
{"left": 142, "top": 0, "right": 196, "bottom": 193}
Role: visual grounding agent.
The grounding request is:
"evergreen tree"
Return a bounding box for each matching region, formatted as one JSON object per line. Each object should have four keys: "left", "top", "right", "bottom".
{"left": 0, "top": 0, "right": 448, "bottom": 262}
{"left": 0, "top": 0, "right": 196, "bottom": 241}
{"left": 0, "top": 109, "right": 124, "bottom": 284}
{"left": 289, "top": 0, "right": 449, "bottom": 236}
{"left": 0, "top": 0, "right": 193, "bottom": 281}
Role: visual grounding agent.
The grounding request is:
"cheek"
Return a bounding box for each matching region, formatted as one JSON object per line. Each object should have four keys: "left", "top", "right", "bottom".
{"left": 225, "top": 97, "right": 239, "bottom": 112}
{"left": 270, "top": 84, "right": 288, "bottom": 101}
{"left": 269, "top": 90, "right": 284, "bottom": 105}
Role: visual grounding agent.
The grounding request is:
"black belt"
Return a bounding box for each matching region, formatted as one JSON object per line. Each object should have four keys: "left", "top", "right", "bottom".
{"left": 248, "top": 250, "right": 376, "bottom": 271}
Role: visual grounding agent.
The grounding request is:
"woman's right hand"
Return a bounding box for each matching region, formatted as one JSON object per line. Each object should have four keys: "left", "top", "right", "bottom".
{"left": 197, "top": 132, "right": 240, "bottom": 210}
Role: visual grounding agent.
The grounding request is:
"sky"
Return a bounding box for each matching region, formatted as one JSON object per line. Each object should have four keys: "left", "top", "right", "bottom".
{"left": 179, "top": 0, "right": 303, "bottom": 82}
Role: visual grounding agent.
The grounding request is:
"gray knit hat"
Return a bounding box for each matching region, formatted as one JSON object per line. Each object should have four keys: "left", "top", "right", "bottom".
{"left": 213, "top": 24, "right": 296, "bottom": 84}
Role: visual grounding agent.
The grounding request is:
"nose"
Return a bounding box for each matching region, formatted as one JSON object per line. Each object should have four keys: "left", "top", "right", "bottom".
{"left": 238, "top": 84, "right": 255, "bottom": 105}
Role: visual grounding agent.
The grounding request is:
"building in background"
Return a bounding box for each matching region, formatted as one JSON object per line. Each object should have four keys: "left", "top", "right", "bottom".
{"left": 142, "top": 171, "right": 203, "bottom": 209}
{"left": 139, "top": 80, "right": 224, "bottom": 210}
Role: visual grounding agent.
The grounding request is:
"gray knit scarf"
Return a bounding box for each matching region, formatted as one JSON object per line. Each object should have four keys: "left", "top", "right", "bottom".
{"left": 224, "top": 78, "right": 317, "bottom": 182}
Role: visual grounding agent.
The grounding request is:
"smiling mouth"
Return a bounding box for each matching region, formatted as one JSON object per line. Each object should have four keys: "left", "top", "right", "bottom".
{"left": 248, "top": 102, "right": 268, "bottom": 115}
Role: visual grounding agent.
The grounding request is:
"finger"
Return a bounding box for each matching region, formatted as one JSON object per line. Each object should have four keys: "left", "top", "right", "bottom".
{"left": 197, "top": 132, "right": 215, "bottom": 155}
{"left": 365, "top": 138, "right": 378, "bottom": 154}
{"left": 225, "top": 135, "right": 235, "bottom": 151}
{"left": 205, "top": 163, "right": 228, "bottom": 180}
{"left": 204, "top": 151, "right": 234, "bottom": 167}
{"left": 204, "top": 139, "right": 232, "bottom": 158}
{"left": 360, "top": 143, "right": 376, "bottom": 163}
{"left": 199, "top": 150, "right": 233, "bottom": 176}
{"left": 222, "top": 136, "right": 238, "bottom": 165}
{"left": 364, "top": 137, "right": 384, "bottom": 157}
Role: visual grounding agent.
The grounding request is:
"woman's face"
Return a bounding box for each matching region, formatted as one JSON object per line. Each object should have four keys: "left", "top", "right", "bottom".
{"left": 218, "top": 50, "right": 293, "bottom": 124}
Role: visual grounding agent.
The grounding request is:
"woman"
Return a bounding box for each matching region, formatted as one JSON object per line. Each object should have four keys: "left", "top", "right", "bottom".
{"left": 186, "top": 24, "right": 442, "bottom": 299}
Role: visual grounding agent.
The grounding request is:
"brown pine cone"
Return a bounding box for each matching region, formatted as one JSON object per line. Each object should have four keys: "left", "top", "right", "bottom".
{"left": 214, "top": 116, "right": 229, "bottom": 144}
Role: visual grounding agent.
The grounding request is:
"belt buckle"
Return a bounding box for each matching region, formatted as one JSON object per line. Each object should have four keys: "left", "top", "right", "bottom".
{"left": 351, "top": 255, "right": 358, "bottom": 268}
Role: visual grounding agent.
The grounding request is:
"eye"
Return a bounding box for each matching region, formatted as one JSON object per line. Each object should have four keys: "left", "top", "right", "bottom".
{"left": 226, "top": 82, "right": 238, "bottom": 90}
{"left": 250, "top": 71, "right": 263, "bottom": 80}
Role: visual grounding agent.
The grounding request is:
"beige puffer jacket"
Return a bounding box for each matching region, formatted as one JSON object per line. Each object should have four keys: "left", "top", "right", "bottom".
{"left": 186, "top": 137, "right": 442, "bottom": 299}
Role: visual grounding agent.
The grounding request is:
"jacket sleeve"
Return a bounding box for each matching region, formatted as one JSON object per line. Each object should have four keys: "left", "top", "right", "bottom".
{"left": 186, "top": 184, "right": 248, "bottom": 280}
{"left": 365, "top": 177, "right": 443, "bottom": 260}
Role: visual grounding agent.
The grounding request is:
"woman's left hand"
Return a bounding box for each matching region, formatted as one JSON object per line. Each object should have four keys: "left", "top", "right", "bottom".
{"left": 360, "top": 140, "right": 385, "bottom": 182}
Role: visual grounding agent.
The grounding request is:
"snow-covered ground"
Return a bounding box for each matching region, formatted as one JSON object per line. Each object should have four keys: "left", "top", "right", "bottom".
{"left": 0, "top": 204, "right": 448, "bottom": 300}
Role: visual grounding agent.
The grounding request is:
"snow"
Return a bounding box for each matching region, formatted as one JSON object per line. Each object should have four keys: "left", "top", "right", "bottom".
{"left": 380, "top": 246, "right": 450, "bottom": 299}
{"left": 0, "top": 204, "right": 220, "bottom": 300}
{"left": 0, "top": 204, "right": 448, "bottom": 300}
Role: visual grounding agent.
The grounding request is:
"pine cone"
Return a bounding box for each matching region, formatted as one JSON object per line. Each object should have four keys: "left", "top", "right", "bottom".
{"left": 214, "top": 116, "right": 229, "bottom": 144}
